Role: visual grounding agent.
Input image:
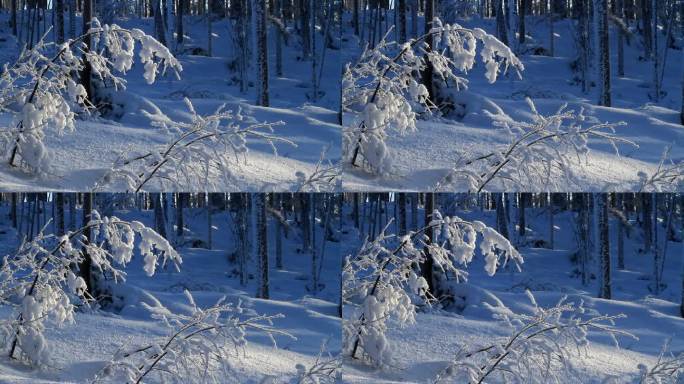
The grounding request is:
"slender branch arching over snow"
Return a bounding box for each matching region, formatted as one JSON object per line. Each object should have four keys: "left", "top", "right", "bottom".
{"left": 434, "top": 99, "right": 635, "bottom": 192}
{"left": 342, "top": 19, "right": 524, "bottom": 175}
{"left": 432, "top": 291, "right": 636, "bottom": 384}
{"left": 96, "top": 98, "right": 293, "bottom": 192}
{"left": 0, "top": 211, "right": 182, "bottom": 366}
{"left": 93, "top": 290, "right": 294, "bottom": 384}
{"left": 0, "top": 19, "right": 182, "bottom": 173}
{"left": 343, "top": 213, "right": 522, "bottom": 367}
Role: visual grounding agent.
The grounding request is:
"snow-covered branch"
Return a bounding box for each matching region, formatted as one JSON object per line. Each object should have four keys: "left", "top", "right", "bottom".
{"left": 93, "top": 290, "right": 293, "bottom": 384}
{"left": 0, "top": 19, "right": 182, "bottom": 173}
{"left": 433, "top": 291, "right": 635, "bottom": 384}
{"left": 96, "top": 98, "right": 292, "bottom": 192}
{"left": 343, "top": 19, "right": 523, "bottom": 175}
{"left": 635, "top": 146, "right": 684, "bottom": 192}
{"left": 435, "top": 99, "right": 634, "bottom": 192}
{"left": 0, "top": 211, "right": 181, "bottom": 366}
{"left": 343, "top": 212, "right": 522, "bottom": 366}
{"left": 637, "top": 339, "right": 684, "bottom": 383}
{"left": 295, "top": 147, "right": 341, "bottom": 192}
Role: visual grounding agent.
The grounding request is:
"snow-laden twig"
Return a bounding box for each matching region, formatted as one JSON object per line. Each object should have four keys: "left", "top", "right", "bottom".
{"left": 343, "top": 19, "right": 523, "bottom": 175}
{"left": 635, "top": 146, "right": 684, "bottom": 192}
{"left": 433, "top": 291, "right": 636, "bottom": 384}
{"left": 435, "top": 98, "right": 634, "bottom": 192}
{"left": 0, "top": 211, "right": 181, "bottom": 366}
{"left": 92, "top": 290, "right": 294, "bottom": 384}
{"left": 637, "top": 339, "right": 684, "bottom": 383}
{"left": 295, "top": 147, "right": 341, "bottom": 192}
{"left": 290, "top": 340, "right": 341, "bottom": 384}
{"left": 343, "top": 212, "right": 522, "bottom": 367}
{"left": 0, "top": 18, "right": 182, "bottom": 173}
{"left": 96, "top": 98, "right": 293, "bottom": 192}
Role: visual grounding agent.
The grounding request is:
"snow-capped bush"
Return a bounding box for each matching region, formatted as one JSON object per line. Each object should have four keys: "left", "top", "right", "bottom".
{"left": 343, "top": 212, "right": 522, "bottom": 367}
{"left": 96, "top": 98, "right": 291, "bottom": 191}
{"left": 342, "top": 19, "right": 523, "bottom": 175}
{"left": 93, "top": 290, "right": 293, "bottom": 383}
{"left": 0, "top": 19, "right": 182, "bottom": 173}
{"left": 435, "top": 98, "right": 633, "bottom": 192}
{"left": 432, "top": 291, "right": 635, "bottom": 383}
{"left": 0, "top": 211, "right": 181, "bottom": 366}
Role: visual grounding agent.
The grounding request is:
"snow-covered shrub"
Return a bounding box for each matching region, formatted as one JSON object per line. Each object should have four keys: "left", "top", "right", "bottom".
{"left": 0, "top": 18, "right": 182, "bottom": 173}
{"left": 343, "top": 212, "right": 522, "bottom": 367}
{"left": 342, "top": 19, "right": 523, "bottom": 175}
{"left": 96, "top": 98, "right": 291, "bottom": 191}
{"left": 432, "top": 291, "right": 636, "bottom": 383}
{"left": 93, "top": 290, "right": 293, "bottom": 384}
{"left": 637, "top": 339, "right": 684, "bottom": 384}
{"left": 0, "top": 211, "right": 181, "bottom": 366}
{"left": 435, "top": 98, "right": 633, "bottom": 192}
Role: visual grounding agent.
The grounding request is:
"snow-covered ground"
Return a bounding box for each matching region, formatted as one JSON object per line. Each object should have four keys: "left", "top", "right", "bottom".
{"left": 341, "top": 17, "right": 684, "bottom": 191}
{"left": 342, "top": 197, "right": 684, "bottom": 383}
{"left": 0, "top": 16, "right": 341, "bottom": 191}
{"left": 0, "top": 197, "right": 341, "bottom": 383}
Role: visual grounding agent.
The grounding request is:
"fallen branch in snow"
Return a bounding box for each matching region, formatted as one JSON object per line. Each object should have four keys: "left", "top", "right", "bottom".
{"left": 433, "top": 291, "right": 636, "bottom": 384}
{"left": 96, "top": 98, "right": 292, "bottom": 192}
{"left": 343, "top": 18, "right": 524, "bottom": 175}
{"left": 0, "top": 212, "right": 181, "bottom": 366}
{"left": 92, "top": 290, "right": 293, "bottom": 384}
{"left": 435, "top": 99, "right": 634, "bottom": 192}
{"left": 0, "top": 18, "right": 182, "bottom": 173}
{"left": 343, "top": 213, "right": 522, "bottom": 367}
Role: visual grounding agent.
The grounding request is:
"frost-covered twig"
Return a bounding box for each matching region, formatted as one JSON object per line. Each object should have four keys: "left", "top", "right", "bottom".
{"left": 295, "top": 147, "right": 341, "bottom": 192}
{"left": 290, "top": 340, "right": 341, "bottom": 384}
{"left": 433, "top": 291, "right": 636, "bottom": 384}
{"left": 96, "top": 98, "right": 293, "bottom": 192}
{"left": 0, "top": 212, "right": 181, "bottom": 366}
{"left": 92, "top": 290, "right": 294, "bottom": 384}
{"left": 637, "top": 339, "right": 684, "bottom": 383}
{"left": 0, "top": 19, "right": 182, "bottom": 173}
{"left": 435, "top": 99, "right": 634, "bottom": 192}
{"left": 343, "top": 19, "right": 523, "bottom": 175}
{"left": 343, "top": 212, "right": 522, "bottom": 366}
{"left": 635, "top": 146, "right": 684, "bottom": 192}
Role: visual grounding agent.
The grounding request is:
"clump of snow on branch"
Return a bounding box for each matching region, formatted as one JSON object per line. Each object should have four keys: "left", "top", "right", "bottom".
{"left": 93, "top": 290, "right": 293, "bottom": 384}
{"left": 435, "top": 98, "right": 634, "bottom": 192}
{"left": 96, "top": 98, "right": 292, "bottom": 192}
{"left": 0, "top": 212, "right": 181, "bottom": 366}
{"left": 342, "top": 19, "right": 523, "bottom": 175}
{"left": 343, "top": 213, "right": 522, "bottom": 367}
{"left": 432, "top": 291, "right": 636, "bottom": 384}
{"left": 0, "top": 19, "right": 181, "bottom": 173}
